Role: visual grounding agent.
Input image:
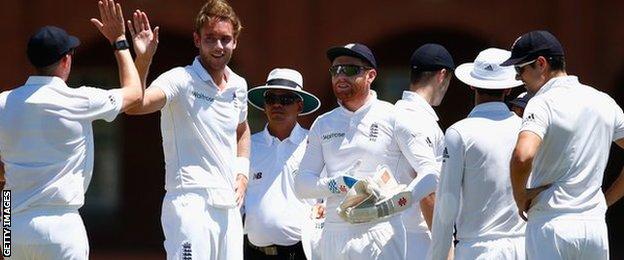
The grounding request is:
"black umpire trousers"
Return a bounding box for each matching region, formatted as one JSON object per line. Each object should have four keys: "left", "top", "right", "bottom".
{"left": 243, "top": 235, "right": 307, "bottom": 260}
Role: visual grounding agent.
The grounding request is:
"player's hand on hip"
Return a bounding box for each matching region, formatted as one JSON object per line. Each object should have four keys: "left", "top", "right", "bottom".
{"left": 517, "top": 183, "right": 552, "bottom": 221}
{"left": 127, "top": 10, "right": 159, "bottom": 59}
{"left": 91, "top": 0, "right": 127, "bottom": 44}
{"left": 235, "top": 173, "right": 248, "bottom": 206}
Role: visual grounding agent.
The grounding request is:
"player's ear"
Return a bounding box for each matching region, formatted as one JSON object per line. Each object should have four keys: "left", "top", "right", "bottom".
{"left": 193, "top": 31, "right": 201, "bottom": 49}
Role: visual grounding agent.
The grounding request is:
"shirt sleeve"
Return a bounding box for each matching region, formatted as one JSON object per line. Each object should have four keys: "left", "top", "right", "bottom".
{"left": 612, "top": 100, "right": 624, "bottom": 141}
{"left": 74, "top": 87, "right": 123, "bottom": 122}
{"left": 394, "top": 113, "right": 440, "bottom": 201}
{"left": 150, "top": 68, "right": 184, "bottom": 108}
{"left": 237, "top": 80, "right": 248, "bottom": 124}
{"left": 520, "top": 97, "right": 550, "bottom": 139}
{"left": 429, "top": 128, "right": 464, "bottom": 260}
{"left": 295, "top": 120, "right": 331, "bottom": 199}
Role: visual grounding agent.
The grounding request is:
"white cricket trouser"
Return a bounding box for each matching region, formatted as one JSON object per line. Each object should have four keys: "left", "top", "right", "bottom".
{"left": 526, "top": 217, "right": 608, "bottom": 260}
{"left": 161, "top": 190, "right": 243, "bottom": 260}
{"left": 455, "top": 236, "right": 524, "bottom": 260}
{"left": 8, "top": 208, "right": 88, "bottom": 260}
{"left": 405, "top": 229, "right": 431, "bottom": 259}
{"left": 301, "top": 217, "right": 324, "bottom": 260}
{"left": 318, "top": 215, "right": 405, "bottom": 260}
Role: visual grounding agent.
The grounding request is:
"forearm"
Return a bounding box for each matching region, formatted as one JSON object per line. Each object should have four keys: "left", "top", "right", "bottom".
{"left": 420, "top": 193, "right": 435, "bottom": 230}
{"left": 294, "top": 171, "right": 334, "bottom": 199}
{"left": 606, "top": 166, "right": 624, "bottom": 206}
{"left": 115, "top": 47, "right": 142, "bottom": 107}
{"left": 236, "top": 122, "right": 250, "bottom": 159}
{"left": 510, "top": 152, "right": 532, "bottom": 204}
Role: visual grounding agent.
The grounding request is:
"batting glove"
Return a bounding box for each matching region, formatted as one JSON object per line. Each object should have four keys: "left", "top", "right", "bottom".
{"left": 327, "top": 160, "right": 361, "bottom": 194}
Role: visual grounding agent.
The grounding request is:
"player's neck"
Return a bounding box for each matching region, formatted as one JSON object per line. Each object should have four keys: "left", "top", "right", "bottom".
{"left": 474, "top": 93, "right": 504, "bottom": 105}
{"left": 267, "top": 121, "right": 297, "bottom": 141}
{"left": 411, "top": 85, "right": 435, "bottom": 106}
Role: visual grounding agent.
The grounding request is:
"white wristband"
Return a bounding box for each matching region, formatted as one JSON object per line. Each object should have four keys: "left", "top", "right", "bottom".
{"left": 234, "top": 156, "right": 250, "bottom": 179}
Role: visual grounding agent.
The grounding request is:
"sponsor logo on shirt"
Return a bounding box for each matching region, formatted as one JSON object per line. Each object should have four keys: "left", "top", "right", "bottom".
{"left": 442, "top": 147, "right": 449, "bottom": 162}
{"left": 182, "top": 242, "right": 192, "bottom": 260}
{"left": 322, "top": 132, "right": 345, "bottom": 141}
{"left": 191, "top": 91, "right": 215, "bottom": 102}
{"left": 524, "top": 113, "right": 536, "bottom": 123}
{"left": 369, "top": 123, "right": 379, "bottom": 142}
{"left": 253, "top": 172, "right": 263, "bottom": 180}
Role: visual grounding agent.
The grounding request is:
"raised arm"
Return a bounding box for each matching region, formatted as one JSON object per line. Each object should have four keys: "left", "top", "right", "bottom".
{"left": 90, "top": 0, "right": 142, "bottom": 112}
{"left": 124, "top": 10, "right": 167, "bottom": 115}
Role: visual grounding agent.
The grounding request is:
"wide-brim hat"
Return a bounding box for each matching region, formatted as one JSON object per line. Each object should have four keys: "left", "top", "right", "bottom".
{"left": 248, "top": 68, "right": 321, "bottom": 116}
{"left": 455, "top": 48, "right": 524, "bottom": 89}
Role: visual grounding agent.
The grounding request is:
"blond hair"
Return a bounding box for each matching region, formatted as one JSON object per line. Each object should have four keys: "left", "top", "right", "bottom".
{"left": 194, "top": 0, "right": 242, "bottom": 37}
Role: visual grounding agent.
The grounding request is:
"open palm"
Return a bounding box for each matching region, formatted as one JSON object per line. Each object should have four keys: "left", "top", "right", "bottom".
{"left": 128, "top": 10, "right": 159, "bottom": 58}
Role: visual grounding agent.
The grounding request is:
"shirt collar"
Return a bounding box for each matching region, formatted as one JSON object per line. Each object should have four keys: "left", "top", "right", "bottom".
{"left": 338, "top": 90, "right": 377, "bottom": 116}
{"left": 401, "top": 90, "right": 439, "bottom": 121}
{"left": 25, "top": 76, "right": 67, "bottom": 88}
{"left": 535, "top": 75, "right": 579, "bottom": 96}
{"left": 467, "top": 101, "right": 511, "bottom": 117}
{"left": 261, "top": 123, "right": 306, "bottom": 145}
{"left": 191, "top": 56, "right": 233, "bottom": 86}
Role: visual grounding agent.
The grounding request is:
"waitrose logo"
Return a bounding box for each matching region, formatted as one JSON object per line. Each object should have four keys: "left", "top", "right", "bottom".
{"left": 322, "top": 132, "right": 345, "bottom": 141}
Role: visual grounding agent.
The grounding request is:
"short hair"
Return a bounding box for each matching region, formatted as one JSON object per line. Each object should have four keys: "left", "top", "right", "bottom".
{"left": 194, "top": 0, "right": 243, "bottom": 37}
{"left": 409, "top": 69, "right": 451, "bottom": 85}
{"left": 475, "top": 88, "right": 506, "bottom": 97}
{"left": 546, "top": 56, "right": 566, "bottom": 71}
{"left": 35, "top": 60, "right": 61, "bottom": 76}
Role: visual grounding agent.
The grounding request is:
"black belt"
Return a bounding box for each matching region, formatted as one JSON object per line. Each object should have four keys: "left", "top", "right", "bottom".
{"left": 247, "top": 239, "right": 302, "bottom": 256}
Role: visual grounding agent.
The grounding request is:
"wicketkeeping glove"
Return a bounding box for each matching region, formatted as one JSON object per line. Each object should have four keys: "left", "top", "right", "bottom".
{"left": 337, "top": 165, "right": 413, "bottom": 224}
{"left": 326, "top": 160, "right": 361, "bottom": 194}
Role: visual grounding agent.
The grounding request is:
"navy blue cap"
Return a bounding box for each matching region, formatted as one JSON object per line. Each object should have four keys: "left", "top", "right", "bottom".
{"left": 326, "top": 43, "right": 377, "bottom": 68}
{"left": 501, "top": 30, "right": 564, "bottom": 66}
{"left": 410, "top": 43, "right": 455, "bottom": 72}
{"left": 27, "top": 26, "right": 80, "bottom": 67}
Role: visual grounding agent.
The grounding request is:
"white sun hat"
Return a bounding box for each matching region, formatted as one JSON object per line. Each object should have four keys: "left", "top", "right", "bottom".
{"left": 248, "top": 68, "right": 321, "bottom": 115}
{"left": 455, "top": 48, "right": 524, "bottom": 89}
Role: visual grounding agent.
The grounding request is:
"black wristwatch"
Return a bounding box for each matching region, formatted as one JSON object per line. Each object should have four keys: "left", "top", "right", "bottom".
{"left": 112, "top": 39, "right": 130, "bottom": 50}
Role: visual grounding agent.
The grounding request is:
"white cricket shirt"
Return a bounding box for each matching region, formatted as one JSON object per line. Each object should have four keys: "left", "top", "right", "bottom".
{"left": 521, "top": 76, "right": 624, "bottom": 220}
{"left": 151, "top": 57, "right": 248, "bottom": 207}
{"left": 295, "top": 91, "right": 404, "bottom": 225}
{"left": 0, "top": 76, "right": 123, "bottom": 213}
{"left": 244, "top": 124, "right": 314, "bottom": 246}
{"left": 394, "top": 91, "right": 444, "bottom": 233}
{"left": 429, "top": 102, "right": 526, "bottom": 259}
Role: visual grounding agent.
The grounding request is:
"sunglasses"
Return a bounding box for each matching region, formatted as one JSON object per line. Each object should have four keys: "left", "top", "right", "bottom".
{"left": 264, "top": 92, "right": 302, "bottom": 106}
{"left": 329, "top": 65, "right": 372, "bottom": 77}
{"left": 514, "top": 59, "right": 537, "bottom": 74}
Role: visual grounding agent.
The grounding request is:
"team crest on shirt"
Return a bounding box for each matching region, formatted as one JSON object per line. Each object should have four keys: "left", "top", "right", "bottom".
{"left": 369, "top": 123, "right": 379, "bottom": 142}
{"left": 253, "top": 172, "right": 263, "bottom": 180}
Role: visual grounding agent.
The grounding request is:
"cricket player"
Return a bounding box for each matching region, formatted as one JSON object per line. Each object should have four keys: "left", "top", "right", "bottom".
{"left": 125, "top": 1, "right": 250, "bottom": 259}
{"left": 295, "top": 43, "right": 410, "bottom": 260}
{"left": 505, "top": 30, "right": 624, "bottom": 259}
{"left": 244, "top": 68, "right": 321, "bottom": 259}
{"left": 0, "top": 1, "right": 141, "bottom": 258}
{"left": 429, "top": 48, "right": 527, "bottom": 260}
{"left": 393, "top": 43, "right": 455, "bottom": 259}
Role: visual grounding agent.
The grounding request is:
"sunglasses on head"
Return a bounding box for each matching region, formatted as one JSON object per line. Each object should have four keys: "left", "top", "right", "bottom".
{"left": 264, "top": 92, "right": 302, "bottom": 106}
{"left": 329, "top": 64, "right": 372, "bottom": 77}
